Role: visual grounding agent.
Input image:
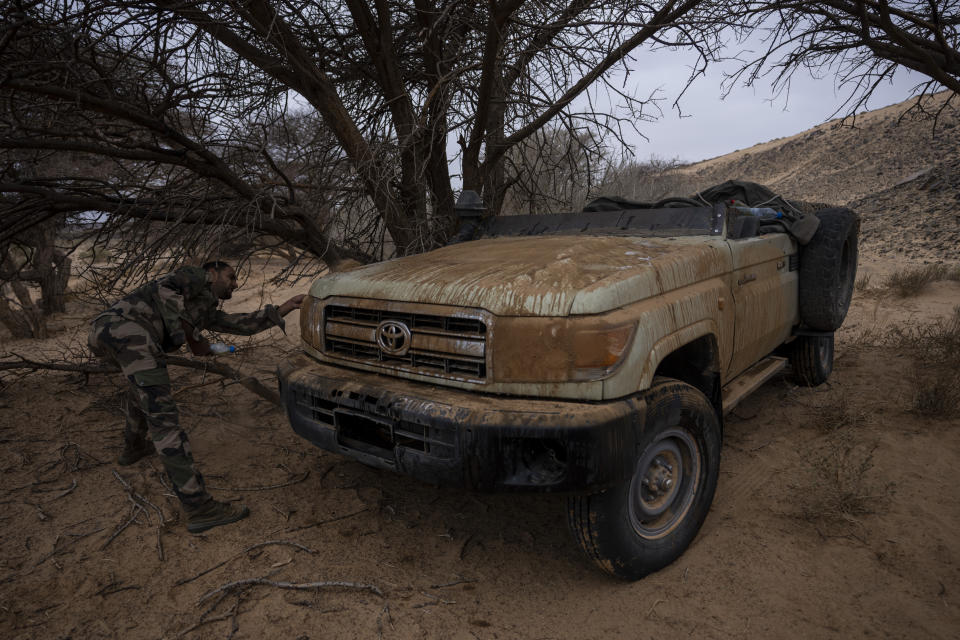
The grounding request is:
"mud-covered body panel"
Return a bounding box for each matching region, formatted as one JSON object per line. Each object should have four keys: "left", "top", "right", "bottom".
{"left": 302, "top": 235, "right": 747, "bottom": 401}
{"left": 309, "top": 235, "right": 732, "bottom": 317}
{"left": 279, "top": 355, "right": 644, "bottom": 491}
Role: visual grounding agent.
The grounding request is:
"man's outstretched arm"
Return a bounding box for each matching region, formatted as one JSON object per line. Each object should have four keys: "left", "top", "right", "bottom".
{"left": 207, "top": 294, "right": 305, "bottom": 336}
{"left": 277, "top": 294, "right": 305, "bottom": 317}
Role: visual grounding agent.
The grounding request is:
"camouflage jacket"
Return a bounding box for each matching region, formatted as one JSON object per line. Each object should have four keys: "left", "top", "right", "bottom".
{"left": 95, "top": 266, "right": 284, "bottom": 352}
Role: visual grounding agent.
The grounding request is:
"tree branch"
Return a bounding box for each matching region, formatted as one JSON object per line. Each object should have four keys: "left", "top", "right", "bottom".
{"left": 0, "top": 353, "right": 282, "bottom": 406}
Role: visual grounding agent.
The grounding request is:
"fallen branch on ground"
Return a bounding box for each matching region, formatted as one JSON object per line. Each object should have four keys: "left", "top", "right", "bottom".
{"left": 198, "top": 577, "right": 384, "bottom": 604}
{"left": 34, "top": 526, "right": 105, "bottom": 568}
{"left": 175, "top": 601, "right": 240, "bottom": 639}
{"left": 100, "top": 499, "right": 146, "bottom": 551}
{"left": 60, "top": 442, "right": 105, "bottom": 471}
{"left": 103, "top": 470, "right": 167, "bottom": 560}
{"left": 0, "top": 353, "right": 281, "bottom": 406}
{"left": 94, "top": 580, "right": 141, "bottom": 597}
{"left": 31, "top": 479, "right": 78, "bottom": 501}
{"left": 430, "top": 577, "right": 477, "bottom": 589}
{"left": 175, "top": 539, "right": 317, "bottom": 587}
{"left": 207, "top": 470, "right": 309, "bottom": 492}
{"left": 283, "top": 507, "right": 368, "bottom": 533}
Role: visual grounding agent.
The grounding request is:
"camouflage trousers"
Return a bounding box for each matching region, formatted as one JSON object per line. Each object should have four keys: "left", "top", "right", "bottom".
{"left": 88, "top": 314, "right": 208, "bottom": 507}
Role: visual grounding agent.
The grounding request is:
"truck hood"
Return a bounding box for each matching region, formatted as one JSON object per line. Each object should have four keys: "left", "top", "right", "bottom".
{"left": 310, "top": 235, "right": 732, "bottom": 316}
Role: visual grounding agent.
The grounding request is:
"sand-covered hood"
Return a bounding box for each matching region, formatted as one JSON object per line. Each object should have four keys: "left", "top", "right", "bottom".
{"left": 310, "top": 235, "right": 731, "bottom": 316}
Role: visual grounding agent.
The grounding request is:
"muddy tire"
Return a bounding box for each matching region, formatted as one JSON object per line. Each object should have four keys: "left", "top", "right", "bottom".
{"left": 790, "top": 333, "right": 834, "bottom": 386}
{"left": 799, "top": 207, "right": 859, "bottom": 331}
{"left": 567, "top": 379, "right": 721, "bottom": 580}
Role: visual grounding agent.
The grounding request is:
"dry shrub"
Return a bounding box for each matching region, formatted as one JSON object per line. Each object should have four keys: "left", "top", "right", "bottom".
{"left": 594, "top": 156, "right": 699, "bottom": 203}
{"left": 911, "top": 374, "right": 960, "bottom": 417}
{"left": 794, "top": 390, "right": 890, "bottom": 526}
{"left": 883, "top": 263, "right": 960, "bottom": 297}
{"left": 798, "top": 437, "right": 893, "bottom": 526}
{"left": 853, "top": 306, "right": 960, "bottom": 417}
{"left": 854, "top": 273, "right": 872, "bottom": 292}
{"left": 809, "top": 392, "right": 867, "bottom": 433}
{"left": 907, "top": 313, "right": 960, "bottom": 416}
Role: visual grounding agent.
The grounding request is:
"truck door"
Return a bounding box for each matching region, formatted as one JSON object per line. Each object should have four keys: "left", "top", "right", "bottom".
{"left": 726, "top": 232, "right": 800, "bottom": 379}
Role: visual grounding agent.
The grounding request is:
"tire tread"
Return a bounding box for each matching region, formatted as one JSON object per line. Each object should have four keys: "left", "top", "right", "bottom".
{"left": 799, "top": 208, "right": 859, "bottom": 331}
{"left": 790, "top": 333, "right": 834, "bottom": 386}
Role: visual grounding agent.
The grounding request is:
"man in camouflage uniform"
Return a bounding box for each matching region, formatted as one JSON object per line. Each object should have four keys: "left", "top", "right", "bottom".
{"left": 88, "top": 261, "right": 304, "bottom": 533}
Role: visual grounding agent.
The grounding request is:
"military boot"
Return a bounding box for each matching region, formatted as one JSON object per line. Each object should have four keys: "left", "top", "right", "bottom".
{"left": 185, "top": 499, "right": 250, "bottom": 534}
{"left": 117, "top": 437, "right": 156, "bottom": 466}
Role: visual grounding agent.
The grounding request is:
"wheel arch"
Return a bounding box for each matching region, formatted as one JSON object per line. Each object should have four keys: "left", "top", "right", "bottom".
{"left": 638, "top": 323, "right": 723, "bottom": 416}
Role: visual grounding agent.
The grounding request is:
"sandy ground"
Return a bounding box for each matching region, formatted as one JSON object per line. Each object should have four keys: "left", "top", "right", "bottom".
{"left": 3, "top": 95, "right": 960, "bottom": 639}
{"left": 2, "top": 256, "right": 959, "bottom": 640}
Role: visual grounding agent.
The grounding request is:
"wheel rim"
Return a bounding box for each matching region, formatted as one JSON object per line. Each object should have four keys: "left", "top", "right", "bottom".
{"left": 628, "top": 428, "right": 701, "bottom": 540}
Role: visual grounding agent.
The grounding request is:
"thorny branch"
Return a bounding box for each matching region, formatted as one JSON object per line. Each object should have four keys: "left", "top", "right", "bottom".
{"left": 0, "top": 352, "right": 282, "bottom": 406}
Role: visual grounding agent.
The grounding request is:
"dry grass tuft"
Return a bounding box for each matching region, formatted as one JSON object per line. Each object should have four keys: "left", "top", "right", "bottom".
{"left": 798, "top": 437, "right": 893, "bottom": 526}
{"left": 883, "top": 263, "right": 960, "bottom": 297}
{"left": 794, "top": 389, "right": 889, "bottom": 526}
{"left": 854, "top": 273, "right": 873, "bottom": 292}
{"left": 911, "top": 375, "right": 960, "bottom": 417}
{"left": 853, "top": 306, "right": 960, "bottom": 417}
{"left": 809, "top": 392, "right": 867, "bottom": 433}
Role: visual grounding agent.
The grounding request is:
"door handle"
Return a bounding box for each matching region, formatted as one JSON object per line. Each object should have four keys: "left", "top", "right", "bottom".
{"left": 737, "top": 273, "right": 757, "bottom": 286}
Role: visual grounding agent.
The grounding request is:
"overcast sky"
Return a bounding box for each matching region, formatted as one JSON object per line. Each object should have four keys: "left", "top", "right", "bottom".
{"left": 618, "top": 46, "right": 925, "bottom": 164}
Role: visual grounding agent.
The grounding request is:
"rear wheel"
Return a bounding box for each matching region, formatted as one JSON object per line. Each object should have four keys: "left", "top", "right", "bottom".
{"left": 790, "top": 333, "right": 834, "bottom": 386}
{"left": 567, "top": 379, "right": 721, "bottom": 580}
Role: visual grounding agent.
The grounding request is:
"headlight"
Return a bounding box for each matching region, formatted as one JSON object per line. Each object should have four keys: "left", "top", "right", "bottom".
{"left": 492, "top": 317, "right": 636, "bottom": 382}
{"left": 300, "top": 295, "right": 323, "bottom": 349}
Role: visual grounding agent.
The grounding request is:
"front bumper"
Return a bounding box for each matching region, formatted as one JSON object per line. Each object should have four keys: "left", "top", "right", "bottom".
{"left": 278, "top": 353, "right": 646, "bottom": 492}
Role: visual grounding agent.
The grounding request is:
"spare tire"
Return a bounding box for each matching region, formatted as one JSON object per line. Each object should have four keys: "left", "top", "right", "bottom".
{"left": 799, "top": 207, "right": 859, "bottom": 331}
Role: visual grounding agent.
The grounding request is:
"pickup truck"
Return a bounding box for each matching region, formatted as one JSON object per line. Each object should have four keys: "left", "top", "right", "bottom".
{"left": 278, "top": 181, "right": 859, "bottom": 580}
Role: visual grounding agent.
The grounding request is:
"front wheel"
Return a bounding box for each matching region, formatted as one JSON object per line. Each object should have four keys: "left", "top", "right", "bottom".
{"left": 567, "top": 379, "right": 721, "bottom": 580}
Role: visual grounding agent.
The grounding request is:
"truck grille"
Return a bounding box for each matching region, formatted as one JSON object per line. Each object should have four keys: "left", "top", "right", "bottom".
{"left": 294, "top": 388, "right": 456, "bottom": 459}
{"left": 323, "top": 304, "right": 488, "bottom": 381}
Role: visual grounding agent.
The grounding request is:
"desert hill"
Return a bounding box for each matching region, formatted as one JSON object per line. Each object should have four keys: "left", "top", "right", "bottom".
{"left": 675, "top": 91, "right": 960, "bottom": 262}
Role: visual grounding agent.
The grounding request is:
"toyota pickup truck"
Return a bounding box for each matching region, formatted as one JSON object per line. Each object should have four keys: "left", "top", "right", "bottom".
{"left": 278, "top": 181, "right": 859, "bottom": 580}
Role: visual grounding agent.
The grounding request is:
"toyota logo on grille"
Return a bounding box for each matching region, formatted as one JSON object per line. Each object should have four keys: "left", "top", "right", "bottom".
{"left": 376, "top": 320, "right": 412, "bottom": 355}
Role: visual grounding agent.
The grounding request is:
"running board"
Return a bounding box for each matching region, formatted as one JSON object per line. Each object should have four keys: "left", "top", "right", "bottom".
{"left": 721, "top": 356, "right": 787, "bottom": 415}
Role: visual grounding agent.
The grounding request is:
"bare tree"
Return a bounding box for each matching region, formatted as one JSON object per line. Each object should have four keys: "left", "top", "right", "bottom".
{"left": 596, "top": 155, "right": 697, "bottom": 203}
{"left": 1, "top": 0, "right": 726, "bottom": 269}
{"left": 0, "top": 213, "right": 72, "bottom": 338}
{"left": 0, "top": 242, "right": 48, "bottom": 338}
{"left": 729, "top": 1, "right": 960, "bottom": 116}
{"left": 500, "top": 127, "right": 617, "bottom": 215}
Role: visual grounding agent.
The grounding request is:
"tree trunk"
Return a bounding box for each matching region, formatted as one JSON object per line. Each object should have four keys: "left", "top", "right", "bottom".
{"left": 33, "top": 223, "right": 70, "bottom": 314}
{"left": 0, "top": 280, "right": 47, "bottom": 339}
{"left": 0, "top": 292, "right": 34, "bottom": 339}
